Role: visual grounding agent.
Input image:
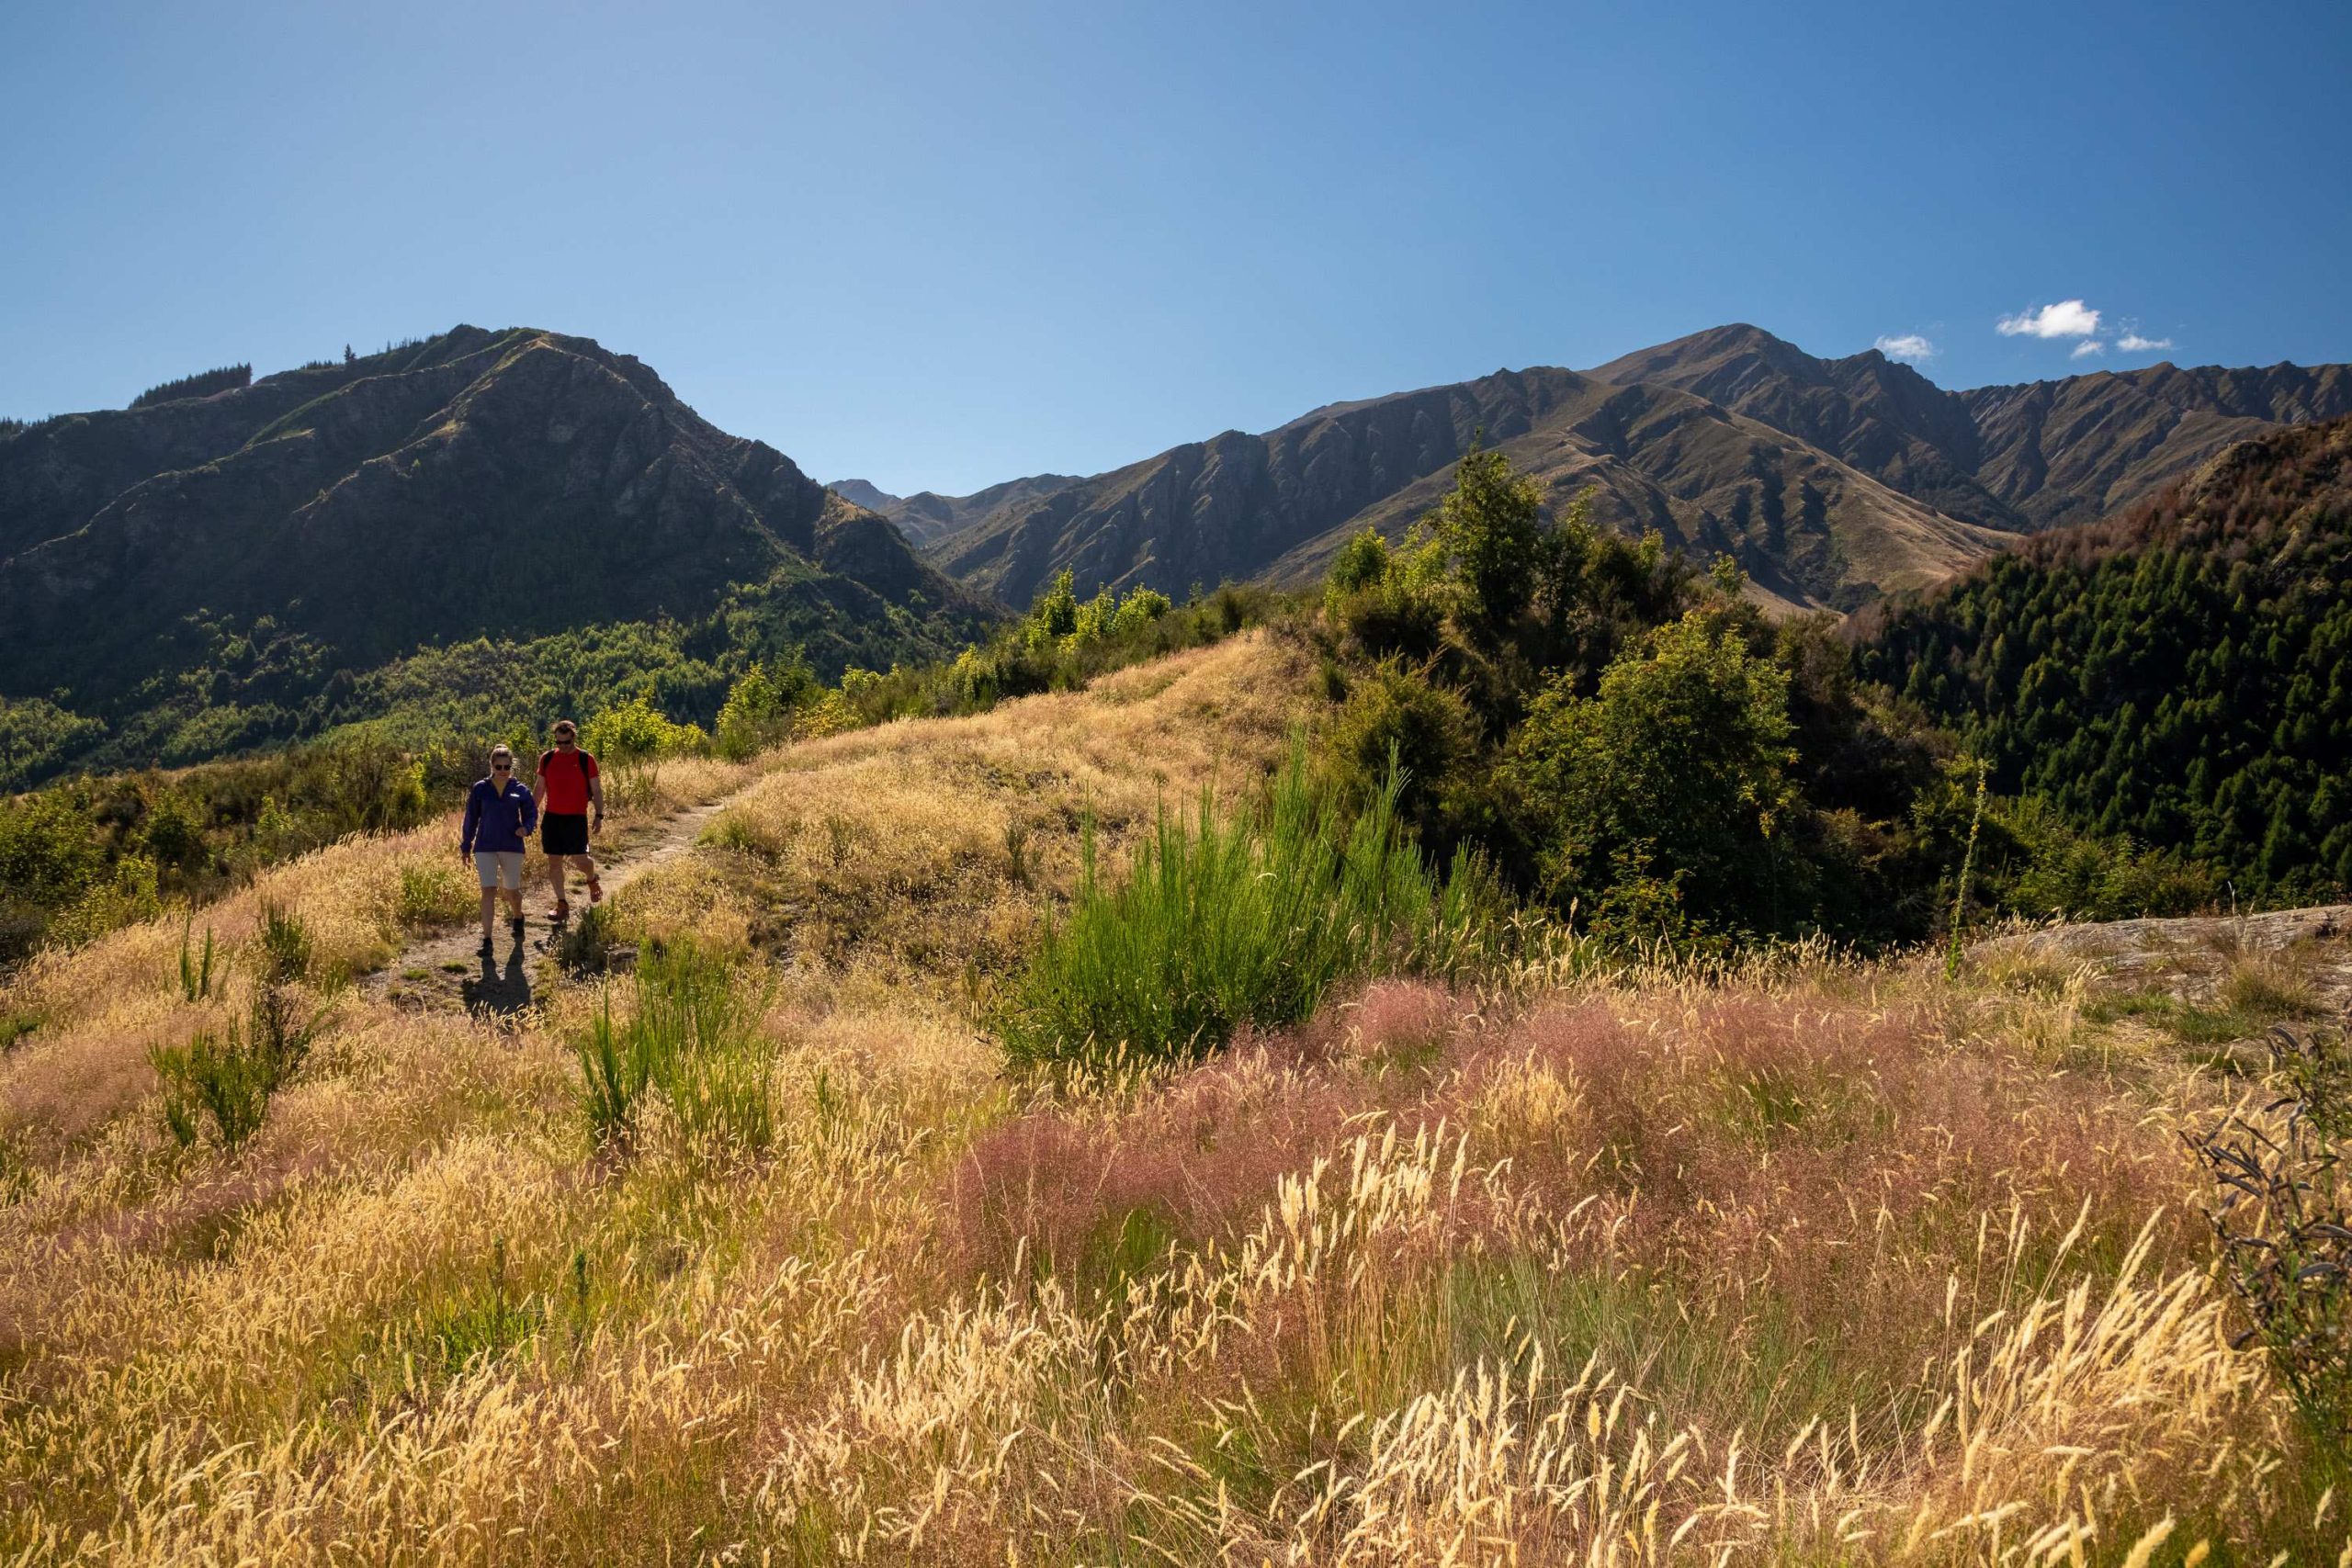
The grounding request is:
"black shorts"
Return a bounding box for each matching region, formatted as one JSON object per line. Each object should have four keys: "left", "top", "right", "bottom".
{"left": 540, "top": 812, "right": 590, "bottom": 856}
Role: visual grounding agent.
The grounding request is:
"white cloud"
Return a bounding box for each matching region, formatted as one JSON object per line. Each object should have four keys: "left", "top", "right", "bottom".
{"left": 1873, "top": 333, "right": 1937, "bottom": 363}
{"left": 2118, "top": 332, "right": 2175, "bottom": 353}
{"left": 2071, "top": 339, "right": 2106, "bottom": 359}
{"left": 1997, "top": 299, "right": 2102, "bottom": 338}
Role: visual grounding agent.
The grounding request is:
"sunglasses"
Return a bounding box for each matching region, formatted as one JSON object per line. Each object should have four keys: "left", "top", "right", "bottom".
{"left": 492, "top": 761, "right": 512, "bottom": 771}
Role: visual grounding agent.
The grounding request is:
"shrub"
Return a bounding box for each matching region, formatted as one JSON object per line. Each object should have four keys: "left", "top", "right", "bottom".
{"left": 177, "top": 918, "right": 225, "bottom": 1001}
{"left": 995, "top": 747, "right": 1487, "bottom": 1072}
{"left": 582, "top": 696, "right": 707, "bottom": 805}
{"left": 1328, "top": 525, "right": 1451, "bottom": 660}
{"left": 1108, "top": 586, "right": 1172, "bottom": 637}
{"left": 0, "top": 792, "right": 105, "bottom": 960}
{"left": 1023, "top": 570, "right": 1082, "bottom": 650}
{"left": 573, "top": 941, "right": 778, "bottom": 1153}
{"left": 1506, "top": 608, "right": 1798, "bottom": 939}
{"left": 2189, "top": 1022, "right": 2352, "bottom": 1453}
{"left": 306, "top": 737, "right": 430, "bottom": 836}
{"left": 714, "top": 658, "right": 814, "bottom": 761}
{"left": 46, "top": 855, "right": 162, "bottom": 948}
{"left": 1432, "top": 443, "right": 1544, "bottom": 635}
{"left": 1995, "top": 795, "right": 2222, "bottom": 920}
{"left": 257, "top": 901, "right": 313, "bottom": 984}
{"left": 141, "top": 794, "right": 208, "bottom": 874}
{"left": 152, "top": 976, "right": 335, "bottom": 1152}
{"left": 1317, "top": 658, "right": 1481, "bottom": 846}
{"left": 1326, "top": 527, "right": 1392, "bottom": 598}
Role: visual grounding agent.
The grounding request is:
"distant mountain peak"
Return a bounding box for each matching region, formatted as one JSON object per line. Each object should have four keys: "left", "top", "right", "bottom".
{"left": 829, "top": 478, "right": 903, "bottom": 513}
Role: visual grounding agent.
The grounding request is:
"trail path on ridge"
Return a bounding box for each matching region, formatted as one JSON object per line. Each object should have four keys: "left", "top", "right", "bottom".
{"left": 366, "top": 793, "right": 737, "bottom": 1019}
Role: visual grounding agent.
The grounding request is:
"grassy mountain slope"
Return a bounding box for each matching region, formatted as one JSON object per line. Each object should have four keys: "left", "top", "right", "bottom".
{"left": 1858, "top": 414, "right": 2352, "bottom": 900}
{"left": 0, "top": 329, "right": 994, "bottom": 784}
{"left": 2, "top": 626, "right": 2340, "bottom": 1559}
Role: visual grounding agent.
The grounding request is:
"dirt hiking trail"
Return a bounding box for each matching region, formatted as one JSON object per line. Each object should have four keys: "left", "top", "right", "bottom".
{"left": 366, "top": 794, "right": 735, "bottom": 1019}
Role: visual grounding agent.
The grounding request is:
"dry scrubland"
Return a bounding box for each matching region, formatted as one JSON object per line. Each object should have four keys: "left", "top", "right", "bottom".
{"left": 1, "top": 632, "right": 2345, "bottom": 1564}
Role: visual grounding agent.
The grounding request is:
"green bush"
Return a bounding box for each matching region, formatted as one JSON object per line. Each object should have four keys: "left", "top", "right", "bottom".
{"left": 46, "top": 855, "right": 162, "bottom": 949}
{"left": 574, "top": 941, "right": 778, "bottom": 1153}
{"left": 838, "top": 579, "right": 1277, "bottom": 728}
{"left": 1993, "top": 795, "right": 2222, "bottom": 920}
{"left": 995, "top": 747, "right": 1487, "bottom": 1072}
{"left": 1317, "top": 658, "right": 1481, "bottom": 847}
{"left": 1326, "top": 528, "right": 1392, "bottom": 598}
{"left": 713, "top": 657, "right": 816, "bottom": 761}
{"left": 256, "top": 902, "right": 313, "bottom": 984}
{"left": 309, "top": 737, "right": 430, "bottom": 836}
{"left": 1506, "top": 608, "right": 1798, "bottom": 939}
{"left": 152, "top": 976, "right": 334, "bottom": 1152}
{"left": 0, "top": 792, "right": 106, "bottom": 962}
{"left": 1108, "top": 586, "right": 1172, "bottom": 637}
{"left": 582, "top": 695, "right": 708, "bottom": 804}
{"left": 1432, "top": 443, "right": 1544, "bottom": 635}
{"left": 1326, "top": 525, "right": 1451, "bottom": 660}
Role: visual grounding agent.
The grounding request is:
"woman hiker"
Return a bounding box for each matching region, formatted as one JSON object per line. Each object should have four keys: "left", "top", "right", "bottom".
{"left": 533, "top": 717, "right": 605, "bottom": 922}
{"left": 458, "top": 744, "right": 537, "bottom": 954}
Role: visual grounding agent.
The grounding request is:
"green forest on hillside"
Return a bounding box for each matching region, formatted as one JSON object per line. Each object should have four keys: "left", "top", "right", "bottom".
{"left": 1859, "top": 419, "right": 2352, "bottom": 903}
{"left": 0, "top": 558, "right": 980, "bottom": 795}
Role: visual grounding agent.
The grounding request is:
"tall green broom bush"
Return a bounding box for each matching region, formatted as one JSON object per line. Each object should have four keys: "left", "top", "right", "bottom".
{"left": 575, "top": 940, "right": 778, "bottom": 1153}
{"left": 997, "top": 746, "right": 1490, "bottom": 1072}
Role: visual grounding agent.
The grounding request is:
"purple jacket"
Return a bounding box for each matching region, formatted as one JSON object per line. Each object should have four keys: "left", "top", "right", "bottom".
{"left": 461, "top": 776, "right": 538, "bottom": 854}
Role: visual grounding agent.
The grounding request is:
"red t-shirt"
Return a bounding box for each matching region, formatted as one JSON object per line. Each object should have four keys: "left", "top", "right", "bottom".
{"left": 537, "top": 748, "right": 600, "bottom": 814}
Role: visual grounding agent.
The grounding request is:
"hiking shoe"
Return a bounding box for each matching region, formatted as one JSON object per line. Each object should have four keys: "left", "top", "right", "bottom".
{"left": 586, "top": 877, "right": 604, "bottom": 905}
{"left": 509, "top": 916, "right": 526, "bottom": 941}
{"left": 477, "top": 934, "right": 494, "bottom": 956}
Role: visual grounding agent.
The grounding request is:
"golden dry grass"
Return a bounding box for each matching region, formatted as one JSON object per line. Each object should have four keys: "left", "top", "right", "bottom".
{"left": 619, "top": 631, "right": 1317, "bottom": 1007}
{"left": 0, "top": 631, "right": 2343, "bottom": 1564}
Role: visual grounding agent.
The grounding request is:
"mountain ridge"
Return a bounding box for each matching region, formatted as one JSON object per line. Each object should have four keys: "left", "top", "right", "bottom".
{"left": 0, "top": 326, "right": 994, "bottom": 784}
{"left": 910, "top": 325, "right": 2352, "bottom": 612}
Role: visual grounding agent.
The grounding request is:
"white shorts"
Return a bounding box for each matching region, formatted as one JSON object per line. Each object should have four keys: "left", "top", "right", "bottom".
{"left": 473, "top": 851, "right": 525, "bottom": 890}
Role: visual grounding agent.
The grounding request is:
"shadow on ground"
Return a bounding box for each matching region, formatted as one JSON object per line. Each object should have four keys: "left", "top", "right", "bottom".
{"left": 459, "top": 943, "right": 535, "bottom": 1017}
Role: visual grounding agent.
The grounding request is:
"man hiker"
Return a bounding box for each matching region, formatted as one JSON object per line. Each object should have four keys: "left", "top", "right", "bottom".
{"left": 533, "top": 718, "right": 605, "bottom": 921}
{"left": 459, "top": 744, "right": 537, "bottom": 953}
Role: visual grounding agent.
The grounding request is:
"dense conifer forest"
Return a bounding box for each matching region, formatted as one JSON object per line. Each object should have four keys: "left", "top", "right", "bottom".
{"left": 1859, "top": 416, "right": 2352, "bottom": 902}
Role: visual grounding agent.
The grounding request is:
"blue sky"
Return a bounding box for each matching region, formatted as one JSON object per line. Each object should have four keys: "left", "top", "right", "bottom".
{"left": 4, "top": 1, "right": 2347, "bottom": 495}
